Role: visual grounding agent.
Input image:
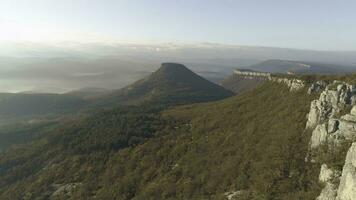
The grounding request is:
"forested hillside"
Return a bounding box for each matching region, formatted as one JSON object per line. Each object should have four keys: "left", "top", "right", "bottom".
{"left": 0, "top": 82, "right": 322, "bottom": 199}
{"left": 0, "top": 63, "right": 233, "bottom": 152}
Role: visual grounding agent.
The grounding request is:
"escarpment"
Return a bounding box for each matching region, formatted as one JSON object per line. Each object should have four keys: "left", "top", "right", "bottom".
{"left": 305, "top": 80, "right": 356, "bottom": 200}
{"left": 229, "top": 69, "right": 306, "bottom": 92}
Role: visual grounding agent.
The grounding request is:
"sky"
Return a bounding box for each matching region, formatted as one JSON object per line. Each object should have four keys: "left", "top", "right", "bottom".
{"left": 0, "top": 0, "right": 356, "bottom": 51}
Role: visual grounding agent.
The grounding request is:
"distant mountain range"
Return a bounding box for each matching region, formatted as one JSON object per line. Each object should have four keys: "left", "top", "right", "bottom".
{"left": 1, "top": 42, "right": 356, "bottom": 93}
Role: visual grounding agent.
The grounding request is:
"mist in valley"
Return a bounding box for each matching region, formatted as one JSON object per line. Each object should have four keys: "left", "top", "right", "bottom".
{"left": 1, "top": 42, "right": 356, "bottom": 93}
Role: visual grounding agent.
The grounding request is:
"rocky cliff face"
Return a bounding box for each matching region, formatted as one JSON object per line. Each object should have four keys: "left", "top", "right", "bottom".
{"left": 233, "top": 69, "right": 306, "bottom": 91}
{"left": 305, "top": 81, "right": 356, "bottom": 200}
{"left": 268, "top": 76, "right": 305, "bottom": 91}
{"left": 306, "top": 82, "right": 356, "bottom": 130}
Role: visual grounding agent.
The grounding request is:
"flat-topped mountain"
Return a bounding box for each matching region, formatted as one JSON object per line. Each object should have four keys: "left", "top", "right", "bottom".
{"left": 220, "top": 73, "right": 266, "bottom": 94}
{"left": 249, "top": 59, "right": 353, "bottom": 74}
{"left": 99, "top": 63, "right": 234, "bottom": 105}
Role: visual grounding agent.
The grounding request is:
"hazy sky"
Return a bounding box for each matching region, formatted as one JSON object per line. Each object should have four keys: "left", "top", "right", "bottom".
{"left": 0, "top": 0, "right": 356, "bottom": 50}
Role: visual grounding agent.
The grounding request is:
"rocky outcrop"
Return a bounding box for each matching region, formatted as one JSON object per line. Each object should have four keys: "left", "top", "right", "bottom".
{"left": 224, "top": 190, "right": 247, "bottom": 200}
{"left": 51, "top": 183, "right": 81, "bottom": 199}
{"left": 336, "top": 143, "right": 356, "bottom": 200}
{"left": 310, "top": 124, "right": 329, "bottom": 149}
{"left": 309, "top": 106, "right": 356, "bottom": 149}
{"left": 320, "top": 164, "right": 336, "bottom": 183}
{"left": 268, "top": 77, "right": 305, "bottom": 91}
{"left": 233, "top": 69, "right": 305, "bottom": 91}
{"left": 233, "top": 69, "right": 271, "bottom": 78}
{"left": 307, "top": 81, "right": 356, "bottom": 200}
{"left": 309, "top": 81, "right": 327, "bottom": 94}
{"left": 306, "top": 82, "right": 356, "bottom": 130}
{"left": 318, "top": 183, "right": 338, "bottom": 200}
{"left": 317, "top": 164, "right": 341, "bottom": 200}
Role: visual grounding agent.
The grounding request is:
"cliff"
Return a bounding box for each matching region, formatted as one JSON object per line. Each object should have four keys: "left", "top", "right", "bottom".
{"left": 305, "top": 80, "right": 356, "bottom": 200}
{"left": 221, "top": 69, "right": 305, "bottom": 95}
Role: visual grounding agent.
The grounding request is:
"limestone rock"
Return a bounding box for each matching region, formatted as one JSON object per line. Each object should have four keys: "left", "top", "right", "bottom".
{"left": 311, "top": 124, "right": 328, "bottom": 149}
{"left": 336, "top": 143, "right": 356, "bottom": 200}
{"left": 224, "top": 190, "right": 247, "bottom": 200}
{"left": 51, "top": 183, "right": 81, "bottom": 199}
{"left": 310, "top": 114, "right": 356, "bottom": 149}
{"left": 317, "top": 183, "right": 338, "bottom": 200}
{"left": 340, "top": 114, "right": 356, "bottom": 123}
{"left": 351, "top": 106, "right": 356, "bottom": 116}
{"left": 309, "top": 81, "right": 327, "bottom": 94}
{"left": 306, "top": 83, "right": 356, "bottom": 129}
{"left": 309, "top": 83, "right": 356, "bottom": 199}
{"left": 289, "top": 79, "right": 305, "bottom": 91}
{"left": 336, "top": 120, "right": 356, "bottom": 141}
{"left": 320, "top": 164, "right": 335, "bottom": 183}
{"left": 317, "top": 164, "right": 341, "bottom": 200}
{"left": 268, "top": 77, "right": 305, "bottom": 91}
{"left": 306, "top": 100, "right": 325, "bottom": 129}
{"left": 328, "top": 119, "right": 339, "bottom": 133}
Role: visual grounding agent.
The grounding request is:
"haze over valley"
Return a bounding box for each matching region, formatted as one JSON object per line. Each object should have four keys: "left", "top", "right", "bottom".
{"left": 2, "top": 42, "right": 356, "bottom": 93}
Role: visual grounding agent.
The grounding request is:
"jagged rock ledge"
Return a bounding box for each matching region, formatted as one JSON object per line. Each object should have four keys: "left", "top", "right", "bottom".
{"left": 306, "top": 82, "right": 356, "bottom": 130}
{"left": 305, "top": 80, "right": 356, "bottom": 200}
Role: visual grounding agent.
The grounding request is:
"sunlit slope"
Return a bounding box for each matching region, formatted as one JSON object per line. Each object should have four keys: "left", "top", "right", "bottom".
{"left": 0, "top": 82, "right": 321, "bottom": 199}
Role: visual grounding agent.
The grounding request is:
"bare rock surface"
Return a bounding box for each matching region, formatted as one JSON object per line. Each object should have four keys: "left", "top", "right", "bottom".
{"left": 336, "top": 143, "right": 356, "bottom": 200}
{"left": 306, "top": 83, "right": 356, "bottom": 129}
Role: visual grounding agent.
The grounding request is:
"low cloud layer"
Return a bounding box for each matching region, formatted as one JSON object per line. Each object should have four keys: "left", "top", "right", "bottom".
{"left": 1, "top": 42, "right": 356, "bottom": 93}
